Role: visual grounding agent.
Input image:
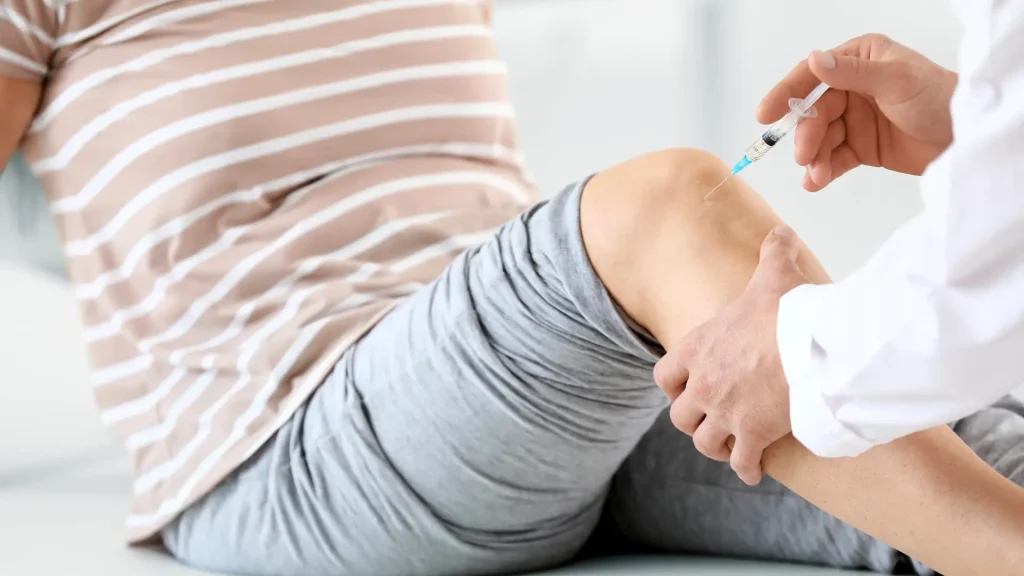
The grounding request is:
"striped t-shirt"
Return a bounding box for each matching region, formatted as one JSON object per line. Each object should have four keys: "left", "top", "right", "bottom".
{"left": 1, "top": 0, "right": 536, "bottom": 542}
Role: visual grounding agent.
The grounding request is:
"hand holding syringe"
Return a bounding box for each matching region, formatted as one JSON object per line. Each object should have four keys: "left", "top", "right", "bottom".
{"left": 705, "top": 82, "right": 830, "bottom": 199}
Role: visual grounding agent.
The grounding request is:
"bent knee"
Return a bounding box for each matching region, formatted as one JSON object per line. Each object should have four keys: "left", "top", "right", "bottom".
{"left": 579, "top": 148, "right": 815, "bottom": 343}
{"left": 583, "top": 147, "right": 777, "bottom": 246}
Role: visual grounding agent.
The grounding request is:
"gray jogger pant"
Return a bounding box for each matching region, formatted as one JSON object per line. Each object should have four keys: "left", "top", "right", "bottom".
{"left": 163, "top": 179, "right": 1024, "bottom": 576}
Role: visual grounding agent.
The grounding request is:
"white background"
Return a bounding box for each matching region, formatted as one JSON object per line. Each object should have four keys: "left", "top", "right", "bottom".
{"left": 0, "top": 0, "right": 1019, "bottom": 481}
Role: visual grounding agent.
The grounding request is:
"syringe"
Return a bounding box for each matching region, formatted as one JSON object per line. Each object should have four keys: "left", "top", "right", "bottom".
{"left": 705, "top": 82, "right": 830, "bottom": 200}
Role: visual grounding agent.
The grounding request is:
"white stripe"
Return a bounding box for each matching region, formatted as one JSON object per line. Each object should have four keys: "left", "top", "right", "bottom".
{"left": 92, "top": 355, "right": 154, "bottom": 388}
{"left": 101, "top": 368, "right": 186, "bottom": 425}
{"left": 122, "top": 260, "right": 381, "bottom": 451}
{"left": 127, "top": 233, "right": 489, "bottom": 518}
{"left": 82, "top": 224, "right": 246, "bottom": 344}
{"left": 41, "top": 59, "right": 506, "bottom": 188}
{"left": 124, "top": 370, "right": 218, "bottom": 450}
{"left": 127, "top": 312, "right": 331, "bottom": 508}
{"left": 93, "top": 220, "right": 501, "bottom": 415}
{"left": 99, "top": 0, "right": 269, "bottom": 47}
{"left": 166, "top": 211, "right": 448, "bottom": 365}
{"left": 0, "top": 5, "right": 54, "bottom": 45}
{"left": 82, "top": 171, "right": 508, "bottom": 348}
{"left": 101, "top": 212, "right": 450, "bottom": 429}
{"left": 130, "top": 332, "right": 348, "bottom": 524}
{"left": 59, "top": 102, "right": 514, "bottom": 252}
{"left": 131, "top": 282, "right": 420, "bottom": 495}
{"left": 36, "top": 25, "right": 491, "bottom": 172}
{"left": 31, "top": 0, "right": 478, "bottom": 132}
{"left": 75, "top": 166, "right": 383, "bottom": 345}
{"left": 55, "top": 0, "right": 188, "bottom": 48}
{"left": 0, "top": 46, "right": 46, "bottom": 75}
{"left": 72, "top": 142, "right": 523, "bottom": 299}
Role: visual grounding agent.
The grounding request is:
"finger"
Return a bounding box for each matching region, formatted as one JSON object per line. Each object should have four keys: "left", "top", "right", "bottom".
{"left": 808, "top": 47, "right": 900, "bottom": 100}
{"left": 758, "top": 33, "right": 887, "bottom": 125}
{"left": 669, "top": 393, "right": 706, "bottom": 436}
{"left": 692, "top": 420, "right": 732, "bottom": 462}
{"left": 802, "top": 168, "right": 820, "bottom": 192}
{"left": 730, "top": 438, "right": 765, "bottom": 486}
{"left": 653, "top": 345, "right": 692, "bottom": 401}
{"left": 807, "top": 119, "right": 847, "bottom": 188}
{"left": 806, "top": 143, "right": 861, "bottom": 192}
{"left": 756, "top": 59, "right": 820, "bottom": 124}
{"left": 842, "top": 93, "right": 883, "bottom": 167}
{"left": 758, "top": 225, "right": 800, "bottom": 267}
{"left": 793, "top": 90, "right": 847, "bottom": 166}
{"left": 829, "top": 144, "right": 861, "bottom": 183}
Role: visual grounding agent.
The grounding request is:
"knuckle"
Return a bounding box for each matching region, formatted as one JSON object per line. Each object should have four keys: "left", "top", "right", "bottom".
{"left": 691, "top": 376, "right": 715, "bottom": 403}
{"left": 651, "top": 360, "right": 670, "bottom": 388}
{"left": 669, "top": 410, "right": 686, "bottom": 433}
{"left": 764, "top": 232, "right": 797, "bottom": 256}
{"left": 763, "top": 231, "right": 784, "bottom": 249}
{"left": 669, "top": 401, "right": 697, "bottom": 434}
{"left": 693, "top": 436, "right": 711, "bottom": 455}
{"left": 679, "top": 336, "right": 702, "bottom": 359}
{"left": 692, "top": 435, "right": 715, "bottom": 458}
{"left": 653, "top": 356, "right": 688, "bottom": 396}
{"left": 849, "top": 55, "right": 865, "bottom": 75}
{"left": 863, "top": 33, "right": 892, "bottom": 51}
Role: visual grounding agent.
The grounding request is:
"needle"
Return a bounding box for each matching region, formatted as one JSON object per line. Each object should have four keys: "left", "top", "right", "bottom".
{"left": 704, "top": 174, "right": 732, "bottom": 200}
{"left": 705, "top": 83, "right": 831, "bottom": 202}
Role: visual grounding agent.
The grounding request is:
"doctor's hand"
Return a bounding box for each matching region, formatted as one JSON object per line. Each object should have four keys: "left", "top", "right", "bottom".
{"left": 654, "top": 227, "right": 809, "bottom": 485}
{"left": 759, "top": 33, "right": 958, "bottom": 192}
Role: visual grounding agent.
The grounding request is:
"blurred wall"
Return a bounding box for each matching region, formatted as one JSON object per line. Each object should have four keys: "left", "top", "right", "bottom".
{"left": 0, "top": 154, "right": 64, "bottom": 276}
{"left": 492, "top": 0, "right": 962, "bottom": 279}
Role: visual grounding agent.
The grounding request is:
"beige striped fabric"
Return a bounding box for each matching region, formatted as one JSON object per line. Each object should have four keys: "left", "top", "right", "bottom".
{"left": 1, "top": 0, "right": 535, "bottom": 543}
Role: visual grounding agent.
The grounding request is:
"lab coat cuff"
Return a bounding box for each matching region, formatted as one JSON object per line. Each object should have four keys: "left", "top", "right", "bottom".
{"left": 778, "top": 284, "right": 876, "bottom": 458}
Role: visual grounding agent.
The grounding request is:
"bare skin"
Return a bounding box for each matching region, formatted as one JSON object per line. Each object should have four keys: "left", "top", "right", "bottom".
{"left": 0, "top": 77, "right": 39, "bottom": 170}
{"left": 580, "top": 147, "right": 1024, "bottom": 575}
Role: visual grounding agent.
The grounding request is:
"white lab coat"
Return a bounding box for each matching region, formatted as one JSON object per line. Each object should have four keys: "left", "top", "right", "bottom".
{"left": 778, "top": 0, "right": 1024, "bottom": 457}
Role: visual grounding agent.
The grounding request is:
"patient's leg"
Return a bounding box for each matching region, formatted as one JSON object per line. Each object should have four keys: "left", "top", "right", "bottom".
{"left": 604, "top": 395, "right": 1024, "bottom": 574}
{"left": 579, "top": 149, "right": 1024, "bottom": 575}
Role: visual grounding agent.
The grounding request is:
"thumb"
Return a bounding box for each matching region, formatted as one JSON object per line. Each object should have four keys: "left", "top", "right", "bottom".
{"left": 808, "top": 50, "right": 897, "bottom": 98}
{"left": 753, "top": 226, "right": 805, "bottom": 290}
{"left": 758, "top": 226, "right": 800, "bottom": 267}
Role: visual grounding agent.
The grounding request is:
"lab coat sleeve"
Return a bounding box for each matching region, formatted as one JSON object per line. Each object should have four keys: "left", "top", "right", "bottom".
{"left": 777, "top": 0, "right": 1024, "bottom": 458}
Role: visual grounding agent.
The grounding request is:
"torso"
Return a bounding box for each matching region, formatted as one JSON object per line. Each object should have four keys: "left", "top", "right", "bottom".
{"left": 15, "top": 0, "right": 534, "bottom": 541}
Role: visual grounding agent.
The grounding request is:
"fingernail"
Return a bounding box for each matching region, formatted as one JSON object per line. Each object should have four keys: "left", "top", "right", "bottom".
{"left": 810, "top": 50, "right": 836, "bottom": 70}
{"left": 773, "top": 225, "right": 794, "bottom": 237}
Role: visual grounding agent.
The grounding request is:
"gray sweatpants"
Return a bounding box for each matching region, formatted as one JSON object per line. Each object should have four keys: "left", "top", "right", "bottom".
{"left": 163, "top": 180, "right": 1024, "bottom": 576}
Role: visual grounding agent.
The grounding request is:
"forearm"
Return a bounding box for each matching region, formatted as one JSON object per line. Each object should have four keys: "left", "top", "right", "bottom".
{"left": 763, "top": 430, "right": 1024, "bottom": 574}
{"left": 582, "top": 148, "right": 1024, "bottom": 575}
{"left": 686, "top": 182, "right": 1024, "bottom": 572}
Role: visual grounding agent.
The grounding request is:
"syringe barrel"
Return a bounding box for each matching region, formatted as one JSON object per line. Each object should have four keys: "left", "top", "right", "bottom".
{"left": 765, "top": 110, "right": 801, "bottom": 143}
{"left": 738, "top": 83, "right": 828, "bottom": 168}
{"left": 744, "top": 110, "right": 801, "bottom": 162}
{"left": 744, "top": 138, "right": 773, "bottom": 162}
